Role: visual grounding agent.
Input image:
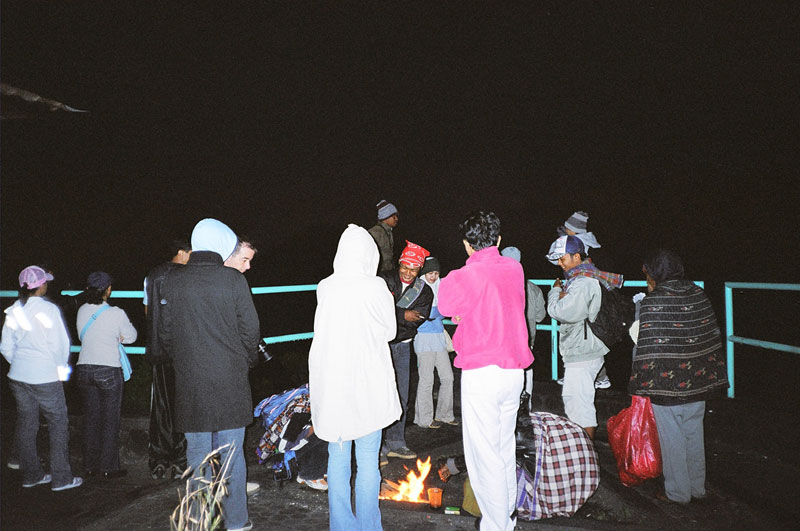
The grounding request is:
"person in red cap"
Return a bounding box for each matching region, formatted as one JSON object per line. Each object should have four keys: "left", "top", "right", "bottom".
{"left": 378, "top": 241, "right": 433, "bottom": 463}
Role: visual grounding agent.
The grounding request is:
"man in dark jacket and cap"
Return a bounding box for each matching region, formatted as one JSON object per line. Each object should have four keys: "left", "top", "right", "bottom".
{"left": 159, "top": 218, "right": 261, "bottom": 531}
{"left": 379, "top": 241, "right": 433, "bottom": 463}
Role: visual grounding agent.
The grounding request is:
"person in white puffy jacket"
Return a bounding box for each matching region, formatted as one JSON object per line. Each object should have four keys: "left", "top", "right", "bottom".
{"left": 1, "top": 266, "right": 82, "bottom": 491}
{"left": 308, "top": 224, "right": 400, "bottom": 531}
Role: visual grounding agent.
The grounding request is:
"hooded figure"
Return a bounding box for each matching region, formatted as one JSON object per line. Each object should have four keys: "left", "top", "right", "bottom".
{"left": 309, "top": 224, "right": 400, "bottom": 531}
{"left": 158, "top": 217, "right": 261, "bottom": 530}
{"left": 159, "top": 218, "right": 260, "bottom": 432}
{"left": 309, "top": 224, "right": 400, "bottom": 442}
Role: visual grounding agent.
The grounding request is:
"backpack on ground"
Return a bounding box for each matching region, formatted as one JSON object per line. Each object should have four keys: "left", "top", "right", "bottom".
{"left": 585, "top": 286, "right": 634, "bottom": 349}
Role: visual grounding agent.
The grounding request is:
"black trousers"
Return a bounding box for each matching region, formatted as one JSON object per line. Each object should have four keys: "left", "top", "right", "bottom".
{"left": 148, "top": 363, "right": 187, "bottom": 470}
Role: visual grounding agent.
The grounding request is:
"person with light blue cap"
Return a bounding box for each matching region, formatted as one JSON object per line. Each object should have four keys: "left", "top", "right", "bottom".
{"left": 159, "top": 218, "right": 261, "bottom": 531}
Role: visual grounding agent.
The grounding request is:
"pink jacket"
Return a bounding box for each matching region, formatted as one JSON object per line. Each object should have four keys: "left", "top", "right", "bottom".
{"left": 438, "top": 246, "right": 533, "bottom": 370}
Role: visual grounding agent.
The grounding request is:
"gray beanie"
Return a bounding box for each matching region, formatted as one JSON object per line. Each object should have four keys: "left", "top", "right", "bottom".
{"left": 564, "top": 211, "right": 589, "bottom": 234}
{"left": 376, "top": 200, "right": 398, "bottom": 220}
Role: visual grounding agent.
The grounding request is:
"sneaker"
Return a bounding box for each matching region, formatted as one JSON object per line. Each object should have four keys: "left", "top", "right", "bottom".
{"left": 227, "top": 520, "right": 253, "bottom": 531}
{"left": 7, "top": 461, "right": 20, "bottom": 470}
{"left": 151, "top": 464, "right": 166, "bottom": 480}
{"left": 557, "top": 378, "right": 564, "bottom": 385}
{"left": 379, "top": 454, "right": 389, "bottom": 467}
{"left": 595, "top": 377, "right": 611, "bottom": 389}
{"left": 52, "top": 477, "right": 83, "bottom": 491}
{"left": 246, "top": 481, "right": 260, "bottom": 495}
{"left": 22, "top": 474, "right": 52, "bottom": 488}
{"left": 296, "top": 476, "right": 328, "bottom": 491}
{"left": 170, "top": 464, "right": 185, "bottom": 480}
{"left": 387, "top": 446, "right": 417, "bottom": 459}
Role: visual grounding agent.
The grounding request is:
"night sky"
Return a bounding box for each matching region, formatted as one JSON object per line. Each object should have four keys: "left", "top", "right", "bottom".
{"left": 2, "top": 3, "right": 798, "bottom": 297}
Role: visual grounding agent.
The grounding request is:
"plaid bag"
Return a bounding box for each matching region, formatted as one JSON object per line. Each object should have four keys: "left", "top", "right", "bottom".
{"left": 517, "top": 412, "right": 600, "bottom": 520}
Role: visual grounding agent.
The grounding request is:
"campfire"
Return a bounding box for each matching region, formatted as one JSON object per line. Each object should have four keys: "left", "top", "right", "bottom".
{"left": 379, "top": 456, "right": 432, "bottom": 503}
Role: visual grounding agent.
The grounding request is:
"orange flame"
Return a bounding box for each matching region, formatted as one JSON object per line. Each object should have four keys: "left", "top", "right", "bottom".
{"left": 379, "top": 456, "right": 432, "bottom": 503}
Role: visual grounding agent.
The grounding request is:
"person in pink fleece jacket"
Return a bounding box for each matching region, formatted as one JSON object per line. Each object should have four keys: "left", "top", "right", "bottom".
{"left": 438, "top": 210, "right": 532, "bottom": 531}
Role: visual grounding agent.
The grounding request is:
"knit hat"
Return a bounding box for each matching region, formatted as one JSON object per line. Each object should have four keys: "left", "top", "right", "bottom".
{"left": 546, "top": 235, "right": 585, "bottom": 262}
{"left": 190, "top": 218, "right": 238, "bottom": 261}
{"left": 376, "top": 200, "right": 398, "bottom": 220}
{"left": 87, "top": 271, "right": 114, "bottom": 291}
{"left": 420, "top": 256, "right": 441, "bottom": 275}
{"left": 500, "top": 246, "right": 521, "bottom": 263}
{"left": 563, "top": 211, "right": 589, "bottom": 234}
{"left": 398, "top": 241, "right": 430, "bottom": 269}
{"left": 18, "top": 266, "right": 53, "bottom": 289}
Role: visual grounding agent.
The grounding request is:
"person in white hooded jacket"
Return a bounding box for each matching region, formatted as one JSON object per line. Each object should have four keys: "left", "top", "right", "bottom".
{"left": 308, "top": 224, "right": 400, "bottom": 531}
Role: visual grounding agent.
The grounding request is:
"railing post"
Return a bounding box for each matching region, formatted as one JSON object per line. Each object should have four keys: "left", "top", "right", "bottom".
{"left": 551, "top": 317, "right": 558, "bottom": 381}
{"left": 725, "top": 284, "right": 735, "bottom": 398}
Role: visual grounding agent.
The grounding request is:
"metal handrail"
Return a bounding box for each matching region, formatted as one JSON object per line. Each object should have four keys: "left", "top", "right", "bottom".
{"left": 724, "top": 282, "right": 800, "bottom": 398}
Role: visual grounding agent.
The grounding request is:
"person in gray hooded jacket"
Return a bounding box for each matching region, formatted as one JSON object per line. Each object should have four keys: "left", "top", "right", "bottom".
{"left": 159, "top": 218, "right": 261, "bottom": 531}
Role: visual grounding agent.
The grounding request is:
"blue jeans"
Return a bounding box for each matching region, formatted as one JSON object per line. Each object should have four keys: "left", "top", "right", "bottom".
{"left": 76, "top": 365, "right": 123, "bottom": 472}
{"left": 185, "top": 428, "right": 248, "bottom": 529}
{"left": 8, "top": 379, "right": 75, "bottom": 487}
{"left": 327, "top": 430, "right": 382, "bottom": 531}
{"left": 383, "top": 341, "right": 410, "bottom": 451}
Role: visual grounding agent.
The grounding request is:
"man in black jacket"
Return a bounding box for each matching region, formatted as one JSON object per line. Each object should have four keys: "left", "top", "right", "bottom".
{"left": 144, "top": 238, "right": 191, "bottom": 480}
{"left": 160, "top": 219, "right": 261, "bottom": 531}
{"left": 379, "top": 241, "right": 433, "bottom": 463}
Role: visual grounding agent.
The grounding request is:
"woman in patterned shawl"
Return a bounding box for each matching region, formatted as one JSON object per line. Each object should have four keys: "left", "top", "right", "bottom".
{"left": 629, "top": 249, "right": 728, "bottom": 504}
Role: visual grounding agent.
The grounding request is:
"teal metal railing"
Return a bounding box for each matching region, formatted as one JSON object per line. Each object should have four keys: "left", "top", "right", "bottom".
{"left": 724, "top": 282, "right": 800, "bottom": 398}
{"left": 8, "top": 279, "right": 798, "bottom": 400}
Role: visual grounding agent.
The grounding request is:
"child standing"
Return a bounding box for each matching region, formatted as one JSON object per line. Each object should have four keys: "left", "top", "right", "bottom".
{"left": 413, "top": 257, "right": 458, "bottom": 428}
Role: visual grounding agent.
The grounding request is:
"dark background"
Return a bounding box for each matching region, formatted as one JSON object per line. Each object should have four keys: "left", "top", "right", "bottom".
{"left": 1, "top": 4, "right": 798, "bottom": 403}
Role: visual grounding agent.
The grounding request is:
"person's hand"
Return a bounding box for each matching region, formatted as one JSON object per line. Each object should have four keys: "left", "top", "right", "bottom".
{"left": 553, "top": 278, "right": 562, "bottom": 289}
{"left": 404, "top": 309, "right": 424, "bottom": 322}
{"left": 437, "top": 463, "right": 452, "bottom": 482}
{"left": 452, "top": 315, "right": 462, "bottom": 323}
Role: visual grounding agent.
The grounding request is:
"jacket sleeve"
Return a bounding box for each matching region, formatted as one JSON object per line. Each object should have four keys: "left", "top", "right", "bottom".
{"left": 547, "top": 277, "right": 598, "bottom": 324}
{"left": 117, "top": 309, "right": 138, "bottom": 344}
{"left": 376, "top": 284, "right": 398, "bottom": 342}
{"left": 437, "top": 269, "right": 473, "bottom": 318}
{"left": 234, "top": 276, "right": 261, "bottom": 368}
{"left": 0, "top": 311, "right": 16, "bottom": 364}
{"left": 50, "top": 305, "right": 71, "bottom": 367}
{"left": 526, "top": 282, "right": 547, "bottom": 324}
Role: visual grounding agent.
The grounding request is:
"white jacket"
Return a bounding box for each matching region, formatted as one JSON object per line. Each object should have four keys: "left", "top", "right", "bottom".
{"left": 1, "top": 297, "right": 71, "bottom": 384}
{"left": 309, "top": 224, "right": 400, "bottom": 442}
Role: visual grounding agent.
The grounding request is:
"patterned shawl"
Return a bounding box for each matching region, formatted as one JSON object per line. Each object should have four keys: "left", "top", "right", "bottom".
{"left": 628, "top": 280, "right": 728, "bottom": 405}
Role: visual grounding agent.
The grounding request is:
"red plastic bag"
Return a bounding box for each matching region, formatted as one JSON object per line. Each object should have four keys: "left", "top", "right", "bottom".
{"left": 606, "top": 395, "right": 662, "bottom": 486}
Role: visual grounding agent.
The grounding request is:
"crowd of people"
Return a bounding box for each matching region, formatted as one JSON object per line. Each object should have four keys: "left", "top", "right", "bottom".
{"left": 1, "top": 203, "right": 727, "bottom": 531}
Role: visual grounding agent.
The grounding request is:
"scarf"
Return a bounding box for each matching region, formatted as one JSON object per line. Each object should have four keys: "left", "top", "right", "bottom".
{"left": 564, "top": 261, "right": 623, "bottom": 291}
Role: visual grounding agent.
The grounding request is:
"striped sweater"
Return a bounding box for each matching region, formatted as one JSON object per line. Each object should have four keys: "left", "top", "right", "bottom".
{"left": 628, "top": 280, "right": 728, "bottom": 405}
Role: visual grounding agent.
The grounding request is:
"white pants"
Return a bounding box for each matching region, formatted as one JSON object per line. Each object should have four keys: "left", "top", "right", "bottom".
{"left": 562, "top": 357, "right": 604, "bottom": 428}
{"left": 461, "top": 366, "right": 523, "bottom": 531}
